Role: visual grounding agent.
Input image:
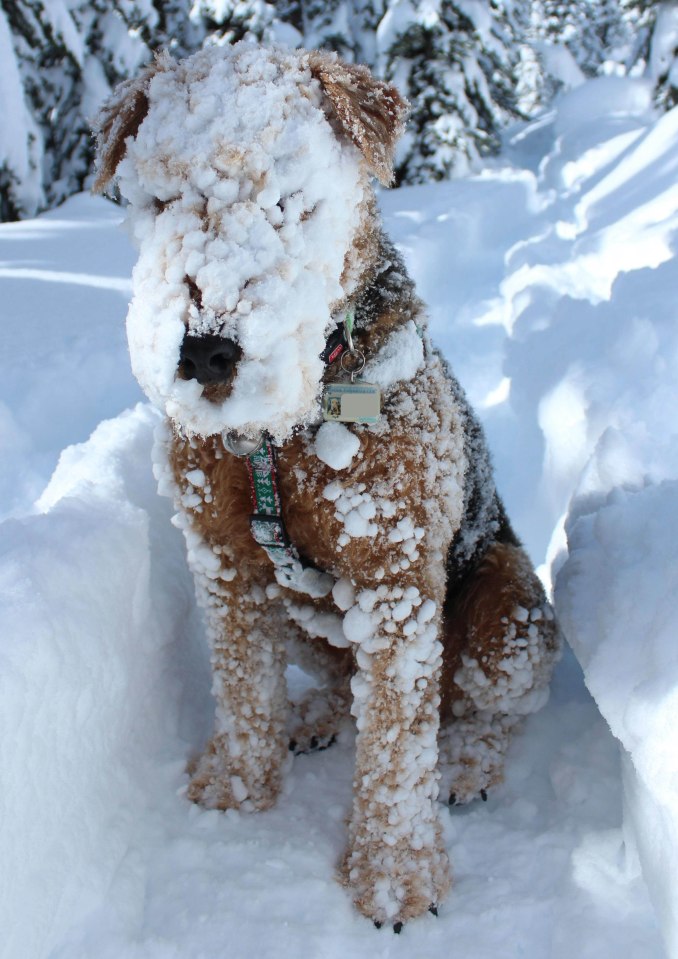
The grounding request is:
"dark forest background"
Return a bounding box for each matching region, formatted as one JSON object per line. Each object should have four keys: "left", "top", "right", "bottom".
{"left": 0, "top": 0, "right": 674, "bottom": 221}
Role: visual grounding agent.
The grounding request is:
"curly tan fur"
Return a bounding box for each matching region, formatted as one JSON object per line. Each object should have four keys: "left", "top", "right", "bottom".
{"left": 102, "top": 43, "right": 561, "bottom": 928}
{"left": 92, "top": 59, "right": 165, "bottom": 193}
{"left": 308, "top": 52, "right": 409, "bottom": 186}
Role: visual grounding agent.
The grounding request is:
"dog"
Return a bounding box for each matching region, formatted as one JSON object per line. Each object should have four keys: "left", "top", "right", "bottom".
{"left": 94, "top": 42, "right": 560, "bottom": 928}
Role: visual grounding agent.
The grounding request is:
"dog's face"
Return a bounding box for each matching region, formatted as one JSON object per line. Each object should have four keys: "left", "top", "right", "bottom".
{"left": 95, "top": 44, "right": 407, "bottom": 442}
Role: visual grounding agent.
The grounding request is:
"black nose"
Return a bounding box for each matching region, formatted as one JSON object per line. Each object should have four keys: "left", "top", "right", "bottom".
{"left": 180, "top": 334, "right": 241, "bottom": 385}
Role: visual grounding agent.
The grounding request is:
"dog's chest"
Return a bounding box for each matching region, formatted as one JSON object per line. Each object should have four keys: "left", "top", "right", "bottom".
{"left": 170, "top": 358, "right": 471, "bottom": 584}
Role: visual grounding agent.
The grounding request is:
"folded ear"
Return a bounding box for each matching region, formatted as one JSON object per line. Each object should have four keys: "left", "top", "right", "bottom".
{"left": 308, "top": 51, "right": 409, "bottom": 186}
{"left": 92, "top": 55, "right": 169, "bottom": 194}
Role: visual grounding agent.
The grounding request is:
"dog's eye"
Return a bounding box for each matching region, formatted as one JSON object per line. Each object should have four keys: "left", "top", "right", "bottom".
{"left": 152, "top": 196, "right": 178, "bottom": 214}
{"left": 276, "top": 195, "right": 317, "bottom": 219}
{"left": 185, "top": 276, "right": 203, "bottom": 309}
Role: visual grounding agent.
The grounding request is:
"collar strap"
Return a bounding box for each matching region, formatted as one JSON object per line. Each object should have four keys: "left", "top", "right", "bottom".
{"left": 245, "top": 437, "right": 333, "bottom": 598}
{"left": 320, "top": 322, "right": 348, "bottom": 365}
{"left": 320, "top": 308, "right": 356, "bottom": 366}
{"left": 243, "top": 306, "right": 356, "bottom": 596}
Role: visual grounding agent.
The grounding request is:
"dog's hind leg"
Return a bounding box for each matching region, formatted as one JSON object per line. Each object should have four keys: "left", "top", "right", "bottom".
{"left": 438, "top": 541, "right": 561, "bottom": 805}
{"left": 185, "top": 550, "right": 290, "bottom": 812}
{"left": 282, "top": 611, "right": 353, "bottom": 754}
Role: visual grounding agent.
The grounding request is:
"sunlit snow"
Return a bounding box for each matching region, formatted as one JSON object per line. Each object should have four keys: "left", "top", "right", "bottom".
{"left": 1, "top": 72, "right": 677, "bottom": 959}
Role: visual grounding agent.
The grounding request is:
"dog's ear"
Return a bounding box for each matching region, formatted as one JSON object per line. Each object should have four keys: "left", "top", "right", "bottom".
{"left": 308, "top": 52, "right": 409, "bottom": 186}
{"left": 93, "top": 54, "right": 170, "bottom": 194}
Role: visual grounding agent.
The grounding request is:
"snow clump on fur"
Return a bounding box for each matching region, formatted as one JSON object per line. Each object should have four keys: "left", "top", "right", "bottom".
{"left": 115, "top": 43, "right": 366, "bottom": 441}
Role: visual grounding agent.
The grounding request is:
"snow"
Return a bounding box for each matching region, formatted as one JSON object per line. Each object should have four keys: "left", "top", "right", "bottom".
{"left": 557, "top": 482, "right": 678, "bottom": 956}
{"left": 113, "top": 43, "right": 366, "bottom": 443}
{"left": 314, "top": 421, "right": 360, "bottom": 470}
{"left": 2, "top": 69, "right": 678, "bottom": 959}
{"left": 362, "top": 318, "right": 424, "bottom": 387}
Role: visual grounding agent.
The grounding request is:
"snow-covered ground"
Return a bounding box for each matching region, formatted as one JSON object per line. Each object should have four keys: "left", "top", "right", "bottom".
{"left": 2, "top": 75, "right": 677, "bottom": 958}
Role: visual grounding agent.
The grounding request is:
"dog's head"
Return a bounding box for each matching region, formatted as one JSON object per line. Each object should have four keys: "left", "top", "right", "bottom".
{"left": 94, "top": 44, "right": 407, "bottom": 442}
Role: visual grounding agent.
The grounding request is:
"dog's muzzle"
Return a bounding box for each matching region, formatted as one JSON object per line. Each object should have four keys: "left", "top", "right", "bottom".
{"left": 179, "top": 333, "right": 242, "bottom": 386}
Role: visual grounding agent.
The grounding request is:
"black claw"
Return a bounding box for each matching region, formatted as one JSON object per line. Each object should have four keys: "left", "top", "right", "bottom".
{"left": 429, "top": 905, "right": 438, "bottom": 916}
{"left": 480, "top": 789, "right": 488, "bottom": 802}
{"left": 373, "top": 921, "right": 382, "bottom": 930}
{"left": 393, "top": 922, "right": 403, "bottom": 934}
{"left": 448, "top": 792, "right": 457, "bottom": 806}
{"left": 290, "top": 733, "right": 338, "bottom": 756}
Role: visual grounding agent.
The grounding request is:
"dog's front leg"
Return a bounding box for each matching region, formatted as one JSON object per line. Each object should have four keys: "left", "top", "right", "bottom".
{"left": 185, "top": 552, "right": 289, "bottom": 812}
{"left": 340, "top": 572, "right": 452, "bottom": 926}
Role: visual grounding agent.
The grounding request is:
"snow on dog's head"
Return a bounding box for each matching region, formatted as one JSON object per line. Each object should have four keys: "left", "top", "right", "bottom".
{"left": 94, "top": 43, "right": 407, "bottom": 442}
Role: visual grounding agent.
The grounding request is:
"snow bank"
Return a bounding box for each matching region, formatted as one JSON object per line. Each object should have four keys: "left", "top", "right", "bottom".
{"left": 0, "top": 193, "right": 141, "bottom": 522}
{"left": 557, "top": 481, "right": 678, "bottom": 956}
{"left": 493, "top": 82, "right": 678, "bottom": 955}
{"left": 0, "top": 405, "right": 209, "bottom": 959}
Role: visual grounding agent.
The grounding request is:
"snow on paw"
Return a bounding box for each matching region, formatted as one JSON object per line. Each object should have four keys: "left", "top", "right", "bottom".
{"left": 186, "top": 739, "right": 279, "bottom": 812}
{"left": 288, "top": 731, "right": 337, "bottom": 755}
{"left": 341, "top": 833, "right": 451, "bottom": 926}
{"left": 438, "top": 712, "right": 519, "bottom": 806}
{"left": 287, "top": 685, "right": 348, "bottom": 755}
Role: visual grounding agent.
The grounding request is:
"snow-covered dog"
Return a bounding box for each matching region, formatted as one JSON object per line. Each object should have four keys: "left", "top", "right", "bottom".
{"left": 94, "top": 43, "right": 560, "bottom": 928}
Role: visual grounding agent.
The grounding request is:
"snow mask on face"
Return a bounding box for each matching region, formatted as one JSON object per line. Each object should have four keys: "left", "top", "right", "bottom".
{"left": 94, "top": 44, "right": 407, "bottom": 442}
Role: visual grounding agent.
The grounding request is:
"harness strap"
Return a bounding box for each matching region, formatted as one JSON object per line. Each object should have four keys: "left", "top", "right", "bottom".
{"left": 245, "top": 437, "right": 334, "bottom": 598}
{"left": 241, "top": 308, "right": 358, "bottom": 597}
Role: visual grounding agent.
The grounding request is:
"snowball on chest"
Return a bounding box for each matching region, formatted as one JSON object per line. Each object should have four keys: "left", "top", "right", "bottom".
{"left": 314, "top": 421, "right": 360, "bottom": 470}
{"left": 363, "top": 320, "right": 425, "bottom": 389}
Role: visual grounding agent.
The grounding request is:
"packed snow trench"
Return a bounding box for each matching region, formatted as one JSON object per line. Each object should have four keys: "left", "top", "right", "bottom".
{"left": 2, "top": 78, "right": 678, "bottom": 959}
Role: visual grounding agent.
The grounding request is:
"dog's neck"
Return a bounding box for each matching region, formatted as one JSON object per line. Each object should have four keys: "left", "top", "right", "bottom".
{"left": 325, "top": 230, "right": 424, "bottom": 383}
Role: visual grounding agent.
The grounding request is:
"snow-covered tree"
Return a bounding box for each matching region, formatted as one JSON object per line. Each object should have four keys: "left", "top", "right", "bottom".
{"left": 624, "top": 0, "right": 678, "bottom": 108}
{"left": 194, "top": 0, "right": 372, "bottom": 49}
{"left": 0, "top": 5, "right": 42, "bottom": 221}
{"left": 12, "top": 0, "right": 662, "bottom": 219}
{"left": 0, "top": 0, "right": 201, "bottom": 222}
{"left": 373, "top": 0, "right": 537, "bottom": 184}
{"left": 197, "top": 1, "right": 283, "bottom": 45}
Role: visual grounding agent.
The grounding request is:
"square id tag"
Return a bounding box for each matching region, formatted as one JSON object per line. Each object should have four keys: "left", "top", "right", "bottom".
{"left": 322, "top": 381, "right": 381, "bottom": 424}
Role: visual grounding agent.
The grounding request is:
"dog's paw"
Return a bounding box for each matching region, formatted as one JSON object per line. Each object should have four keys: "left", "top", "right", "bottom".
{"left": 439, "top": 758, "right": 499, "bottom": 807}
{"left": 186, "top": 739, "right": 279, "bottom": 812}
{"left": 287, "top": 687, "right": 347, "bottom": 757}
{"left": 438, "top": 712, "right": 518, "bottom": 807}
{"left": 447, "top": 787, "right": 489, "bottom": 807}
{"left": 341, "top": 833, "right": 451, "bottom": 927}
{"left": 288, "top": 731, "right": 337, "bottom": 755}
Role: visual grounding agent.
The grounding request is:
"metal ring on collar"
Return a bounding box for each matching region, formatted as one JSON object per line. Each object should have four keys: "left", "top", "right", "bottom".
{"left": 224, "top": 430, "right": 266, "bottom": 457}
{"left": 340, "top": 348, "right": 365, "bottom": 377}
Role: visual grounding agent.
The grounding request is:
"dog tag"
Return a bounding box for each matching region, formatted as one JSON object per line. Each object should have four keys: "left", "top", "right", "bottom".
{"left": 322, "top": 381, "right": 381, "bottom": 424}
